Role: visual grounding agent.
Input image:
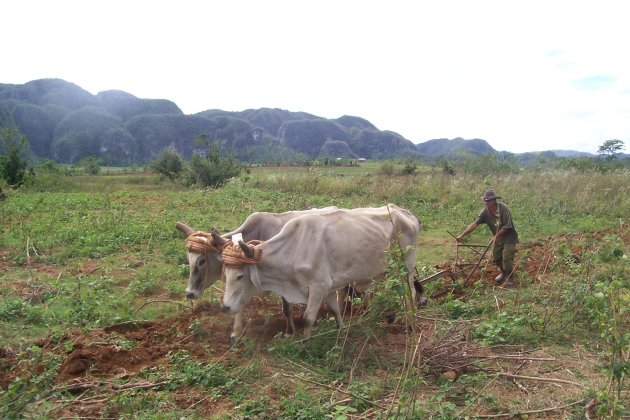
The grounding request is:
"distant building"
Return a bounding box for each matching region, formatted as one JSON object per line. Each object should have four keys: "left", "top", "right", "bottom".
{"left": 358, "top": 158, "right": 366, "bottom": 162}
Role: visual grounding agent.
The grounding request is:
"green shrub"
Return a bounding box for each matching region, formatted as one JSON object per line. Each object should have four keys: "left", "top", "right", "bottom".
{"left": 379, "top": 161, "right": 394, "bottom": 176}
{"left": 0, "top": 125, "right": 30, "bottom": 187}
{"left": 181, "top": 136, "right": 242, "bottom": 188}
{"left": 149, "top": 149, "right": 184, "bottom": 181}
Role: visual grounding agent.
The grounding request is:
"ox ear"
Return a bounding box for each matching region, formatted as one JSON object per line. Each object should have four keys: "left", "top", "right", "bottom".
{"left": 239, "top": 240, "right": 255, "bottom": 259}
{"left": 210, "top": 229, "right": 230, "bottom": 248}
{"left": 249, "top": 265, "right": 262, "bottom": 291}
{"left": 176, "top": 222, "right": 195, "bottom": 237}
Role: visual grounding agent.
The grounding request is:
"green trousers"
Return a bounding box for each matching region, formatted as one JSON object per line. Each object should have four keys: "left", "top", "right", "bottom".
{"left": 493, "top": 241, "right": 517, "bottom": 275}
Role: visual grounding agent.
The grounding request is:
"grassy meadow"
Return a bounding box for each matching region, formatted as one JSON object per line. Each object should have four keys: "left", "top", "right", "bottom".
{"left": 1, "top": 162, "right": 628, "bottom": 418}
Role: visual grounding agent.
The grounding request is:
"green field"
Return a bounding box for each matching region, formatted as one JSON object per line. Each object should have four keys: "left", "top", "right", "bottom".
{"left": 1, "top": 163, "right": 628, "bottom": 418}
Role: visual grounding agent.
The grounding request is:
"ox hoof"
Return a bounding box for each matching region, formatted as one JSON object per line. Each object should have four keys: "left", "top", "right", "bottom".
{"left": 283, "top": 332, "right": 294, "bottom": 339}
{"left": 385, "top": 311, "right": 396, "bottom": 324}
{"left": 230, "top": 336, "right": 240, "bottom": 347}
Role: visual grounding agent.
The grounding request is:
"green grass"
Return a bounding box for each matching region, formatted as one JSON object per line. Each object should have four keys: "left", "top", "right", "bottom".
{"left": 1, "top": 165, "right": 628, "bottom": 418}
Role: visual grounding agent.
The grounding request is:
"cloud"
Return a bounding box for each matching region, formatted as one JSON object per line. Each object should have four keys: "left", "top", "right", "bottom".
{"left": 572, "top": 75, "right": 616, "bottom": 91}
{"left": 2, "top": 0, "right": 630, "bottom": 154}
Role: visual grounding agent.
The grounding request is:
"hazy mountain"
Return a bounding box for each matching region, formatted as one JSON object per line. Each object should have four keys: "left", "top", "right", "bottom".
{"left": 0, "top": 78, "right": 604, "bottom": 165}
{"left": 416, "top": 137, "right": 496, "bottom": 156}
{"left": 545, "top": 150, "right": 594, "bottom": 158}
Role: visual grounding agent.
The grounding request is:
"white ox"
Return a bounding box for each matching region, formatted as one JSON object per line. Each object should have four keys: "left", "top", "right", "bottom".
{"left": 176, "top": 207, "right": 338, "bottom": 343}
{"left": 219, "top": 204, "right": 420, "bottom": 338}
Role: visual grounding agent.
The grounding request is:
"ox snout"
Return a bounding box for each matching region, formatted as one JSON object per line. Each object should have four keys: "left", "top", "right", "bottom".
{"left": 185, "top": 289, "right": 201, "bottom": 300}
{"left": 220, "top": 303, "right": 232, "bottom": 313}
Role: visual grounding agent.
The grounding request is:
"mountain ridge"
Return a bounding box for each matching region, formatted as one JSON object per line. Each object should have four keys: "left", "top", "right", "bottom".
{"left": 0, "top": 78, "right": 604, "bottom": 164}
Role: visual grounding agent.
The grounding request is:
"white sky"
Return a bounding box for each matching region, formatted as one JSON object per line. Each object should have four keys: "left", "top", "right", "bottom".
{"left": 3, "top": 0, "right": 629, "bottom": 154}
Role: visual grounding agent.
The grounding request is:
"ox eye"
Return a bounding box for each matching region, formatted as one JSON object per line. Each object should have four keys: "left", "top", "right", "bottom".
{"left": 197, "top": 258, "right": 206, "bottom": 267}
{"left": 236, "top": 274, "right": 244, "bottom": 281}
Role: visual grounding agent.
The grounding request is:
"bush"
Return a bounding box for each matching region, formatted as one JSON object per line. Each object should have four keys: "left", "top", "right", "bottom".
{"left": 149, "top": 149, "right": 183, "bottom": 181}
{"left": 75, "top": 156, "right": 102, "bottom": 175}
{"left": 182, "top": 136, "right": 242, "bottom": 188}
{"left": 0, "top": 125, "right": 30, "bottom": 187}
{"left": 400, "top": 159, "right": 418, "bottom": 175}
{"left": 379, "top": 161, "right": 395, "bottom": 176}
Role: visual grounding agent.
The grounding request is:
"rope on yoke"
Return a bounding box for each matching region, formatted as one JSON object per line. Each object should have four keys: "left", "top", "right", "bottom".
{"left": 185, "top": 231, "right": 226, "bottom": 254}
{"left": 222, "top": 241, "right": 264, "bottom": 267}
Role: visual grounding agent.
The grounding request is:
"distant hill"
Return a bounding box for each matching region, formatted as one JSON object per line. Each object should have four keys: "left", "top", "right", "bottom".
{"left": 545, "top": 150, "right": 594, "bottom": 158}
{"left": 416, "top": 137, "right": 495, "bottom": 156}
{"left": 0, "top": 79, "right": 423, "bottom": 164}
{"left": 0, "top": 78, "right": 604, "bottom": 165}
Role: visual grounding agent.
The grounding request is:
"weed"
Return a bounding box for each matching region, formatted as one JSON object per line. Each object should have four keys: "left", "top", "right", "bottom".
{"left": 366, "top": 243, "right": 415, "bottom": 326}
{"left": 129, "top": 271, "right": 159, "bottom": 296}
{"left": 0, "top": 296, "right": 43, "bottom": 323}
{"left": 167, "top": 350, "right": 235, "bottom": 391}
{"left": 103, "top": 390, "right": 177, "bottom": 418}
{"left": 442, "top": 296, "right": 484, "bottom": 319}
{"left": 595, "top": 234, "right": 626, "bottom": 263}
{"left": 0, "top": 345, "right": 61, "bottom": 418}
{"left": 413, "top": 382, "right": 459, "bottom": 419}
{"left": 473, "top": 311, "right": 532, "bottom": 345}
{"left": 185, "top": 318, "right": 214, "bottom": 343}
{"left": 332, "top": 404, "right": 359, "bottom": 420}
{"left": 277, "top": 386, "right": 331, "bottom": 419}
{"left": 587, "top": 272, "right": 629, "bottom": 415}
{"left": 165, "top": 279, "right": 182, "bottom": 298}
{"left": 347, "top": 380, "right": 380, "bottom": 412}
{"left": 114, "top": 337, "right": 135, "bottom": 351}
{"left": 234, "top": 394, "right": 271, "bottom": 418}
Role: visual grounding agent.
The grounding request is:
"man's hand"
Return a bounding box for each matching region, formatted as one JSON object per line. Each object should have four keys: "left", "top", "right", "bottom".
{"left": 455, "top": 234, "right": 463, "bottom": 243}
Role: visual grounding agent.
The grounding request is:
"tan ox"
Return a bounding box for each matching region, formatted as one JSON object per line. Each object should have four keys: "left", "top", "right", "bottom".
{"left": 218, "top": 205, "right": 420, "bottom": 339}
{"left": 176, "top": 207, "right": 337, "bottom": 344}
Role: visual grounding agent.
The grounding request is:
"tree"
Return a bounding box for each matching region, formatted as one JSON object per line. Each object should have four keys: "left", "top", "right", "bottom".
{"left": 0, "top": 125, "right": 30, "bottom": 187}
{"left": 76, "top": 156, "right": 102, "bottom": 175}
{"left": 400, "top": 159, "right": 418, "bottom": 175}
{"left": 184, "top": 135, "right": 242, "bottom": 188}
{"left": 597, "top": 139, "right": 625, "bottom": 160}
{"left": 149, "top": 149, "right": 184, "bottom": 181}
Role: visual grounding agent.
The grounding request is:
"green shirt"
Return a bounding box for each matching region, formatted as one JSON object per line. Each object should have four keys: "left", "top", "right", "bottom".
{"left": 475, "top": 202, "right": 519, "bottom": 244}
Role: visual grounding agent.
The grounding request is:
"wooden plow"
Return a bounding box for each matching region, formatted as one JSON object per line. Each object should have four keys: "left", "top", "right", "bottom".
{"left": 414, "top": 232, "right": 493, "bottom": 289}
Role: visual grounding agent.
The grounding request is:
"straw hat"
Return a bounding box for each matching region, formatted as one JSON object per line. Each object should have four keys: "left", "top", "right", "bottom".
{"left": 481, "top": 189, "right": 501, "bottom": 201}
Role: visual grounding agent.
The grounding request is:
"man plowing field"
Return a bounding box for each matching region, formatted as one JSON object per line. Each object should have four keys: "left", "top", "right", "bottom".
{"left": 455, "top": 189, "right": 519, "bottom": 288}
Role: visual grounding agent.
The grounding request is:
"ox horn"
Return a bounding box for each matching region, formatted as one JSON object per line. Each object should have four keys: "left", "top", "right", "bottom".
{"left": 175, "top": 222, "right": 195, "bottom": 237}
{"left": 239, "top": 240, "right": 255, "bottom": 259}
{"left": 210, "top": 229, "right": 230, "bottom": 249}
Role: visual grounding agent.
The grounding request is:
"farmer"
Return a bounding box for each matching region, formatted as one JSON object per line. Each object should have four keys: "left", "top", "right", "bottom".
{"left": 455, "top": 189, "right": 519, "bottom": 287}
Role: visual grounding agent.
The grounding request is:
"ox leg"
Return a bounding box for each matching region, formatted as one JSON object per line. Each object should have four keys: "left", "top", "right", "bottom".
{"left": 406, "top": 251, "right": 418, "bottom": 305}
{"left": 408, "top": 276, "right": 417, "bottom": 306}
{"left": 337, "top": 286, "right": 348, "bottom": 318}
{"left": 302, "top": 291, "right": 326, "bottom": 339}
{"left": 281, "top": 297, "right": 295, "bottom": 338}
{"left": 230, "top": 310, "right": 244, "bottom": 346}
{"left": 325, "top": 291, "right": 343, "bottom": 328}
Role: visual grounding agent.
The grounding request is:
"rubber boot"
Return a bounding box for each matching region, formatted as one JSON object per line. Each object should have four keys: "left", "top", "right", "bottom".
{"left": 495, "top": 272, "right": 506, "bottom": 285}
{"left": 502, "top": 274, "right": 516, "bottom": 288}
